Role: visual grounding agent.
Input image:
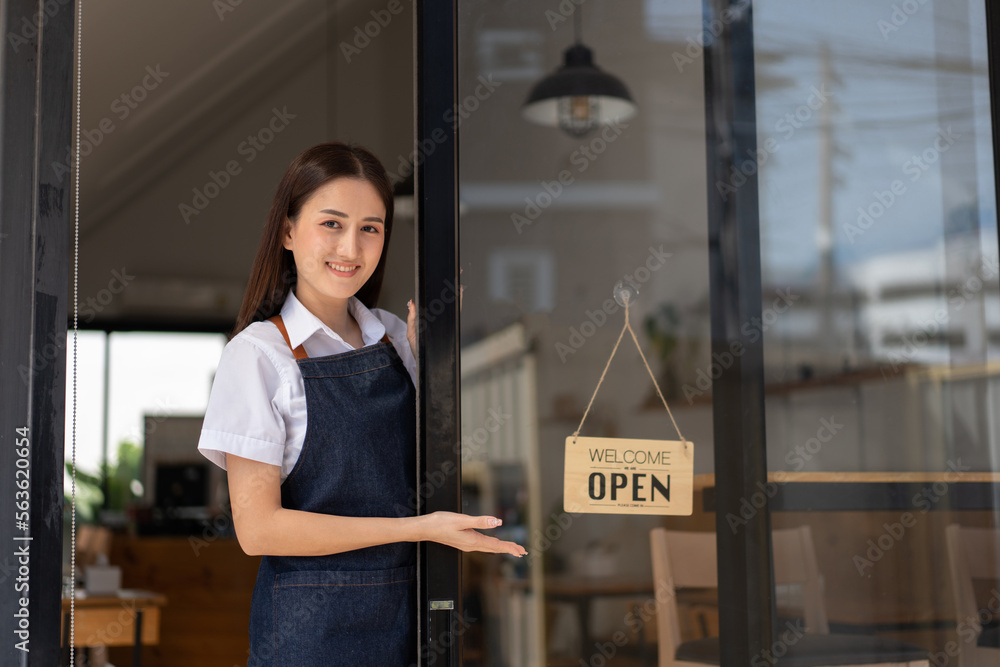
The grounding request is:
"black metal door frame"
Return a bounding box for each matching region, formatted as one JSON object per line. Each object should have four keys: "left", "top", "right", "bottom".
{"left": 701, "top": 0, "right": 775, "bottom": 663}
{"left": 415, "top": 1, "right": 463, "bottom": 665}
{"left": 0, "top": 1, "right": 75, "bottom": 665}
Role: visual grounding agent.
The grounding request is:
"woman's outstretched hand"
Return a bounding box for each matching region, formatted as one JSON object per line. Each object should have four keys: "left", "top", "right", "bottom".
{"left": 420, "top": 512, "right": 527, "bottom": 557}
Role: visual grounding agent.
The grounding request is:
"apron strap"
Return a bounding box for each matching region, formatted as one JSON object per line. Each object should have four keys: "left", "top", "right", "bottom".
{"left": 268, "top": 315, "right": 308, "bottom": 360}
{"left": 268, "top": 315, "right": 392, "bottom": 360}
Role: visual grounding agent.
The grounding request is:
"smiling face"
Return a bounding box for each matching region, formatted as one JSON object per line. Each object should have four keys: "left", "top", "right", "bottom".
{"left": 283, "top": 177, "right": 386, "bottom": 320}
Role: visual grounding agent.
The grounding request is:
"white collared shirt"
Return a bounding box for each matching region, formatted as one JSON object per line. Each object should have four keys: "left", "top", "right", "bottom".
{"left": 197, "top": 290, "right": 417, "bottom": 481}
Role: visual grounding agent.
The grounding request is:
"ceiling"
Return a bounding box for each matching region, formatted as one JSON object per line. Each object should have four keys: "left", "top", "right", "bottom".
{"left": 75, "top": 0, "right": 415, "bottom": 331}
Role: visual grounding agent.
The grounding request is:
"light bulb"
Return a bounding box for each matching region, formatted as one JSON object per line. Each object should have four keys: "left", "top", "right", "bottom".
{"left": 558, "top": 96, "right": 599, "bottom": 137}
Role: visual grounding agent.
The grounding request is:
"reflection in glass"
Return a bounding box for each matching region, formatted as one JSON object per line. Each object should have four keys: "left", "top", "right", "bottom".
{"left": 460, "top": 0, "right": 998, "bottom": 664}
{"left": 754, "top": 0, "right": 999, "bottom": 659}
{"left": 460, "top": 0, "right": 712, "bottom": 663}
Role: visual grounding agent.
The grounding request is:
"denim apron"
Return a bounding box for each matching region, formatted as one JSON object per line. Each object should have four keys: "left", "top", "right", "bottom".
{"left": 247, "top": 315, "right": 417, "bottom": 667}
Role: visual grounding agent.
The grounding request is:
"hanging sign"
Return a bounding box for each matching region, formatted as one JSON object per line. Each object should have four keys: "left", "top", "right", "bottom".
{"left": 564, "top": 437, "right": 693, "bottom": 515}
{"left": 562, "top": 280, "right": 695, "bottom": 515}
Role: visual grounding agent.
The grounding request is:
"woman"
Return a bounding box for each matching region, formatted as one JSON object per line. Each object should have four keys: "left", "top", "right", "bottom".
{"left": 197, "top": 142, "right": 525, "bottom": 666}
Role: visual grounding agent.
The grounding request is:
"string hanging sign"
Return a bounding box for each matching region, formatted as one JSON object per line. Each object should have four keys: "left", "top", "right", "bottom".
{"left": 563, "top": 280, "right": 694, "bottom": 516}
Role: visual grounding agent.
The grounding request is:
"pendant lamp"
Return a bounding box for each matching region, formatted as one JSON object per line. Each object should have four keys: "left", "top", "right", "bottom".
{"left": 521, "top": 9, "right": 637, "bottom": 137}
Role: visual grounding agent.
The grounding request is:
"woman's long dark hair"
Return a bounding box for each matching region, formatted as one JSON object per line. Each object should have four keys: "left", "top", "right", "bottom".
{"left": 233, "top": 142, "right": 395, "bottom": 336}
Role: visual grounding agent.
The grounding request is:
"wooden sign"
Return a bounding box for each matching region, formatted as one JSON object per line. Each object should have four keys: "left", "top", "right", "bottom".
{"left": 564, "top": 437, "right": 693, "bottom": 515}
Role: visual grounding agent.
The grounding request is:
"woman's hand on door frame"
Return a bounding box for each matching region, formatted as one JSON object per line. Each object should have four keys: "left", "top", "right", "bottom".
{"left": 406, "top": 299, "right": 417, "bottom": 359}
{"left": 406, "top": 274, "right": 462, "bottom": 360}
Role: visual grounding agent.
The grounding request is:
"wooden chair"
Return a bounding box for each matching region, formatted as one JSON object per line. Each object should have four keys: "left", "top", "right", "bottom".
{"left": 650, "top": 527, "right": 929, "bottom": 667}
{"left": 945, "top": 525, "right": 1000, "bottom": 667}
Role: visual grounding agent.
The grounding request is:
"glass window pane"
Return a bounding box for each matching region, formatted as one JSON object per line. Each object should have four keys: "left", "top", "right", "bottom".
{"left": 458, "top": 1, "right": 713, "bottom": 663}
{"left": 63, "top": 331, "right": 225, "bottom": 524}
{"left": 755, "top": 0, "right": 999, "bottom": 657}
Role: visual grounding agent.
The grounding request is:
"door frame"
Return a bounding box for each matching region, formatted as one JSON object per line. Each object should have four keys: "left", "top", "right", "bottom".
{"left": 701, "top": 0, "right": 775, "bottom": 662}
{"left": 414, "top": 1, "right": 465, "bottom": 665}
{"left": 0, "top": 0, "right": 75, "bottom": 665}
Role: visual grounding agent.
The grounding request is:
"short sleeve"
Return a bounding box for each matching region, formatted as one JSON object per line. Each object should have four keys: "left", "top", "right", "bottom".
{"left": 197, "top": 336, "right": 288, "bottom": 471}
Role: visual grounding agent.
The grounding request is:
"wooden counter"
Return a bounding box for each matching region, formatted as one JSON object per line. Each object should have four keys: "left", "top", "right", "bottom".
{"left": 108, "top": 536, "right": 260, "bottom": 667}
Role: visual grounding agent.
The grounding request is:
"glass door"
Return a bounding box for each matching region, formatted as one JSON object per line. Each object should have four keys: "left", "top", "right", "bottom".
{"left": 752, "top": 0, "right": 1000, "bottom": 661}
{"left": 453, "top": 2, "right": 715, "bottom": 665}
{"left": 430, "top": 0, "right": 1000, "bottom": 665}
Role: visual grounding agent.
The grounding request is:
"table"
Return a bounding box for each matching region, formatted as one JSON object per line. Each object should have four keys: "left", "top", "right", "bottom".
{"left": 544, "top": 575, "right": 656, "bottom": 665}
{"left": 61, "top": 589, "right": 167, "bottom": 667}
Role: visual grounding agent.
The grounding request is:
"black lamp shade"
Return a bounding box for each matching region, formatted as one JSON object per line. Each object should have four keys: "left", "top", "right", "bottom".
{"left": 522, "top": 43, "right": 637, "bottom": 136}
